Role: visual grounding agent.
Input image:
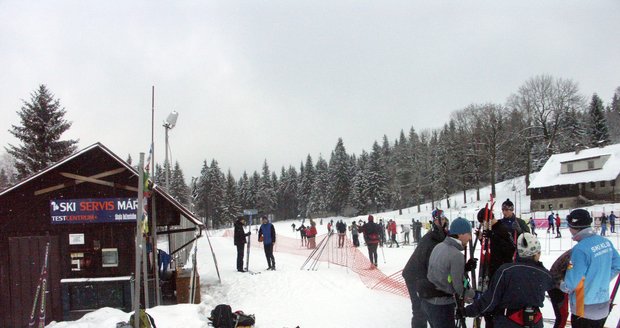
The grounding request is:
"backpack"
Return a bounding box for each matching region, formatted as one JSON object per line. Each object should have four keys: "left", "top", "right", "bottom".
{"left": 234, "top": 311, "right": 256, "bottom": 327}
{"left": 209, "top": 304, "right": 235, "bottom": 328}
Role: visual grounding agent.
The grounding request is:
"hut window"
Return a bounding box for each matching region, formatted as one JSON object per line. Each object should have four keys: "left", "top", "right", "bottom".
{"left": 612, "top": 180, "right": 616, "bottom": 187}
{"left": 600, "top": 181, "right": 606, "bottom": 187}
{"left": 541, "top": 204, "right": 545, "bottom": 210}
{"left": 102, "top": 248, "right": 119, "bottom": 267}
{"left": 590, "top": 182, "right": 595, "bottom": 189}
{"left": 559, "top": 203, "right": 564, "bottom": 209}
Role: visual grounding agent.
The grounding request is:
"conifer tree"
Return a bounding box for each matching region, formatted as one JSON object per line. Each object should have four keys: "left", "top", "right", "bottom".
{"left": 328, "top": 138, "right": 351, "bottom": 215}
{"left": 237, "top": 172, "right": 254, "bottom": 210}
{"left": 6, "top": 85, "right": 78, "bottom": 178}
{"left": 169, "top": 161, "right": 190, "bottom": 206}
{"left": 256, "top": 160, "right": 277, "bottom": 216}
{"left": 351, "top": 151, "right": 371, "bottom": 214}
{"left": 297, "top": 155, "right": 314, "bottom": 217}
{"left": 589, "top": 93, "right": 609, "bottom": 146}
{"left": 308, "top": 156, "right": 329, "bottom": 216}
{"left": 207, "top": 160, "right": 226, "bottom": 227}
{"left": 367, "top": 141, "right": 389, "bottom": 212}
{"left": 222, "top": 170, "right": 241, "bottom": 224}
{"left": 0, "top": 168, "right": 9, "bottom": 190}
{"left": 195, "top": 160, "right": 210, "bottom": 220}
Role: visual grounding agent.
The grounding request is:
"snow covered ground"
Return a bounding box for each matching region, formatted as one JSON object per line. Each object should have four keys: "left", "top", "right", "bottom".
{"left": 47, "top": 176, "right": 620, "bottom": 327}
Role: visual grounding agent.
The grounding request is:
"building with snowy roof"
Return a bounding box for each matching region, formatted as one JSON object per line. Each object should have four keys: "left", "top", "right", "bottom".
{"left": 0, "top": 143, "right": 206, "bottom": 327}
{"left": 528, "top": 143, "right": 620, "bottom": 211}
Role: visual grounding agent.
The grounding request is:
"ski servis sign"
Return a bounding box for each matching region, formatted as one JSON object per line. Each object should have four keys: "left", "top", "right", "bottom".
{"left": 50, "top": 198, "right": 138, "bottom": 224}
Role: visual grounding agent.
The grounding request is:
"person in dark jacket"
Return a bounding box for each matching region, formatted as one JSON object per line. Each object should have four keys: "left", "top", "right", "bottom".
{"left": 336, "top": 220, "right": 347, "bottom": 247}
{"left": 258, "top": 216, "right": 277, "bottom": 270}
{"left": 477, "top": 207, "right": 516, "bottom": 328}
{"left": 464, "top": 233, "right": 553, "bottom": 328}
{"left": 547, "top": 212, "right": 555, "bottom": 233}
{"left": 363, "top": 215, "right": 381, "bottom": 268}
{"left": 402, "top": 209, "right": 448, "bottom": 328}
{"left": 548, "top": 249, "right": 572, "bottom": 328}
{"left": 477, "top": 207, "right": 516, "bottom": 281}
{"left": 296, "top": 223, "right": 307, "bottom": 246}
{"left": 233, "top": 216, "right": 251, "bottom": 272}
{"left": 500, "top": 198, "right": 530, "bottom": 243}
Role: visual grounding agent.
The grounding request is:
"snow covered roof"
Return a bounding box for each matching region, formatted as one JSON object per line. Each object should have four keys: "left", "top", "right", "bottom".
{"left": 529, "top": 143, "right": 620, "bottom": 189}
{"left": 0, "top": 142, "right": 204, "bottom": 228}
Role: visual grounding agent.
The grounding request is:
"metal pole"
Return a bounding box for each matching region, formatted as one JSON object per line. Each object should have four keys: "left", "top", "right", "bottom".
{"left": 164, "top": 126, "right": 173, "bottom": 269}
{"left": 150, "top": 86, "right": 161, "bottom": 306}
{"left": 133, "top": 153, "right": 145, "bottom": 327}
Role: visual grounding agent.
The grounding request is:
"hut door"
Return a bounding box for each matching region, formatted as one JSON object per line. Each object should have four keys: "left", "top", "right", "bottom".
{"left": 8, "top": 236, "right": 61, "bottom": 327}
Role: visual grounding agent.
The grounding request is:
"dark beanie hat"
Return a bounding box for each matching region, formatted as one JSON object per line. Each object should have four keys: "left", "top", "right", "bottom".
{"left": 502, "top": 198, "right": 514, "bottom": 210}
{"left": 477, "top": 207, "right": 495, "bottom": 223}
{"left": 368, "top": 215, "right": 374, "bottom": 222}
{"left": 567, "top": 209, "right": 592, "bottom": 229}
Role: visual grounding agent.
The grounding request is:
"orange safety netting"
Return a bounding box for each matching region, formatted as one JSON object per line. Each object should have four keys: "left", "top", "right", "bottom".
{"left": 222, "top": 229, "right": 409, "bottom": 298}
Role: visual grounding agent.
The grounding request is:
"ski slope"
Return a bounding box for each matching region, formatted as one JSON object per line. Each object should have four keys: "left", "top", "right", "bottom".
{"left": 47, "top": 175, "right": 620, "bottom": 327}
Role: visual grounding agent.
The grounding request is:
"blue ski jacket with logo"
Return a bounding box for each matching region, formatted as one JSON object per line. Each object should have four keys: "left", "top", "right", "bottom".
{"left": 561, "top": 228, "right": 620, "bottom": 320}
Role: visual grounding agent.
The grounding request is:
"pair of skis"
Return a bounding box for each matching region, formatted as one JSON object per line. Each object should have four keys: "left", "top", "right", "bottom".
{"left": 471, "top": 195, "right": 495, "bottom": 328}
{"left": 29, "top": 242, "right": 50, "bottom": 328}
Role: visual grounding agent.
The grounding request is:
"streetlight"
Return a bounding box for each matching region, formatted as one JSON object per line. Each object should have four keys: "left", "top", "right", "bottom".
{"left": 163, "top": 111, "right": 178, "bottom": 190}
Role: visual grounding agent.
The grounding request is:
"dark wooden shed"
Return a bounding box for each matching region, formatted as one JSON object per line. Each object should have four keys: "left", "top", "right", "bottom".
{"left": 0, "top": 143, "right": 204, "bottom": 327}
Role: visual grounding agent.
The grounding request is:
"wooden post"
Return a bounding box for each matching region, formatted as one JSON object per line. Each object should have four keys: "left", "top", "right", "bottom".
{"left": 133, "top": 153, "right": 145, "bottom": 327}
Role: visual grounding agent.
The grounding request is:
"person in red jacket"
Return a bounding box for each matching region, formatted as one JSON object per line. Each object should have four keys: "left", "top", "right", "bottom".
{"left": 388, "top": 220, "right": 399, "bottom": 248}
{"left": 306, "top": 220, "right": 318, "bottom": 249}
{"left": 555, "top": 214, "right": 562, "bottom": 238}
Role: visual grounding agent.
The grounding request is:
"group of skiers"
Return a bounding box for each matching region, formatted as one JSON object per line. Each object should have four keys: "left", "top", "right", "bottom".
{"left": 547, "top": 212, "right": 563, "bottom": 237}
{"left": 403, "top": 199, "right": 620, "bottom": 328}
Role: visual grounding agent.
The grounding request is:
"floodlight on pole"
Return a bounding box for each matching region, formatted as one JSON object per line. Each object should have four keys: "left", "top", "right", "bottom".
{"left": 163, "top": 111, "right": 178, "bottom": 191}
{"left": 164, "top": 111, "right": 179, "bottom": 129}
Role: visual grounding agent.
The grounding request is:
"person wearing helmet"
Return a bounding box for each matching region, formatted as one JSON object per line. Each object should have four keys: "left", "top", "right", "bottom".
{"left": 463, "top": 233, "right": 553, "bottom": 328}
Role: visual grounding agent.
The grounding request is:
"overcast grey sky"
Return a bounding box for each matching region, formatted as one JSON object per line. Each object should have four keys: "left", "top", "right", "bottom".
{"left": 1, "top": 1, "right": 619, "bottom": 179}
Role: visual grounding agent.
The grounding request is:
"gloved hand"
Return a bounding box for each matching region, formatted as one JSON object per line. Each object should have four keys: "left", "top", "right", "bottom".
{"left": 246, "top": 231, "right": 251, "bottom": 236}
{"left": 464, "top": 258, "right": 478, "bottom": 272}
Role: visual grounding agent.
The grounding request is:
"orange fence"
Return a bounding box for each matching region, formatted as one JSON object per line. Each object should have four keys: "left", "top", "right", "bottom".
{"left": 222, "top": 229, "right": 409, "bottom": 298}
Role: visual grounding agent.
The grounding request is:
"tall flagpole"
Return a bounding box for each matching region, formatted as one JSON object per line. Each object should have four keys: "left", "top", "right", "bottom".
{"left": 151, "top": 86, "right": 161, "bottom": 305}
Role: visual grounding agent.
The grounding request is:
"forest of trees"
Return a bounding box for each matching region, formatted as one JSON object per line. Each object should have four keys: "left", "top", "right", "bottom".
{"left": 2, "top": 77, "right": 620, "bottom": 228}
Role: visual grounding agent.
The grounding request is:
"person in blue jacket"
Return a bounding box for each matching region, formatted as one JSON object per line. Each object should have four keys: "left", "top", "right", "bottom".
{"left": 258, "top": 216, "right": 277, "bottom": 270}
{"left": 560, "top": 209, "right": 620, "bottom": 328}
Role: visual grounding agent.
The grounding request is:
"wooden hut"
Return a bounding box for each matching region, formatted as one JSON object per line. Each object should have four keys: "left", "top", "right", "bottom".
{"left": 0, "top": 143, "right": 205, "bottom": 327}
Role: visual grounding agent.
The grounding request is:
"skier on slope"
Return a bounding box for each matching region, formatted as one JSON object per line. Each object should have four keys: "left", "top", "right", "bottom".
{"left": 463, "top": 233, "right": 553, "bottom": 328}
{"left": 363, "top": 215, "right": 381, "bottom": 268}
{"left": 306, "top": 220, "right": 318, "bottom": 249}
{"left": 258, "top": 216, "right": 276, "bottom": 270}
{"left": 350, "top": 221, "right": 360, "bottom": 247}
{"left": 336, "top": 219, "right": 347, "bottom": 247}
{"left": 388, "top": 219, "right": 399, "bottom": 248}
{"left": 233, "top": 216, "right": 251, "bottom": 272}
